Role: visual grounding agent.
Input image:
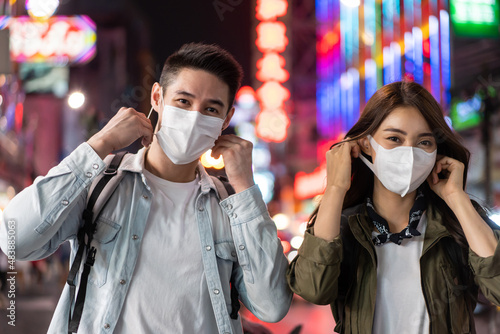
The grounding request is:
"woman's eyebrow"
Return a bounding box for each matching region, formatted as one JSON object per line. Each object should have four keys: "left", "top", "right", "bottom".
{"left": 383, "top": 128, "right": 434, "bottom": 138}
{"left": 383, "top": 128, "right": 407, "bottom": 135}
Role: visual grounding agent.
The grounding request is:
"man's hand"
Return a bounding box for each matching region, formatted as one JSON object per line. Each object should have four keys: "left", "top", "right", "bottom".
{"left": 87, "top": 107, "right": 153, "bottom": 160}
{"left": 211, "top": 134, "right": 255, "bottom": 193}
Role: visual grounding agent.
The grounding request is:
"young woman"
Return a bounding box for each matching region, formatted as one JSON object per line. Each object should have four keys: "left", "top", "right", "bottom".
{"left": 287, "top": 81, "right": 500, "bottom": 333}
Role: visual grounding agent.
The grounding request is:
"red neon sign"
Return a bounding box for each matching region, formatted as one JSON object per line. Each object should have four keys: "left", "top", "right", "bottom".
{"left": 256, "top": 81, "right": 290, "bottom": 110}
{"left": 255, "top": 109, "right": 290, "bottom": 143}
{"left": 256, "top": 21, "right": 288, "bottom": 53}
{"left": 255, "top": 0, "right": 290, "bottom": 143}
{"left": 256, "top": 0, "right": 288, "bottom": 21}
{"left": 294, "top": 164, "right": 327, "bottom": 200}
{"left": 256, "top": 52, "right": 289, "bottom": 82}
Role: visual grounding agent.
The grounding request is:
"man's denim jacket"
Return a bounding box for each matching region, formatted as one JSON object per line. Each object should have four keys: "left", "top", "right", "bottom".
{"left": 0, "top": 143, "right": 292, "bottom": 334}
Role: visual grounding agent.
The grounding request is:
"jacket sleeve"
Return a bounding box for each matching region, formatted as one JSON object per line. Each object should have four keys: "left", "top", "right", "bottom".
{"left": 220, "top": 185, "right": 292, "bottom": 323}
{"left": 286, "top": 225, "right": 343, "bottom": 306}
{"left": 0, "top": 143, "right": 106, "bottom": 260}
{"left": 469, "top": 230, "right": 500, "bottom": 306}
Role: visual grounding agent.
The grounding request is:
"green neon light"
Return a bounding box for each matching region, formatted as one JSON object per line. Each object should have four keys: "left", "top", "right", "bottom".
{"left": 450, "top": 0, "right": 499, "bottom": 37}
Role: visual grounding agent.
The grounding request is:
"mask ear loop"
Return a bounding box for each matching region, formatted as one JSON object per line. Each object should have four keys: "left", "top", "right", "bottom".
{"left": 147, "top": 86, "right": 163, "bottom": 119}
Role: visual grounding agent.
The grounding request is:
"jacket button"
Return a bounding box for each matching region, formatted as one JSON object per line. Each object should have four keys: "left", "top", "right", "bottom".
{"left": 205, "top": 245, "right": 212, "bottom": 251}
{"left": 232, "top": 213, "right": 238, "bottom": 219}
{"left": 132, "top": 235, "right": 139, "bottom": 240}
{"left": 142, "top": 195, "right": 149, "bottom": 199}
{"left": 227, "top": 204, "right": 233, "bottom": 210}
{"left": 61, "top": 200, "right": 69, "bottom": 206}
{"left": 239, "top": 245, "right": 245, "bottom": 251}
{"left": 86, "top": 172, "right": 93, "bottom": 178}
{"left": 120, "top": 279, "right": 126, "bottom": 285}
{"left": 231, "top": 251, "right": 237, "bottom": 257}
{"left": 213, "top": 289, "right": 220, "bottom": 295}
{"left": 198, "top": 206, "right": 204, "bottom": 211}
{"left": 93, "top": 163, "right": 99, "bottom": 169}
{"left": 104, "top": 323, "right": 110, "bottom": 329}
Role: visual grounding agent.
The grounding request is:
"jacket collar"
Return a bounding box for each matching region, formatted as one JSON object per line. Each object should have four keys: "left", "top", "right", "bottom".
{"left": 348, "top": 202, "right": 452, "bottom": 261}
{"left": 117, "top": 147, "right": 217, "bottom": 194}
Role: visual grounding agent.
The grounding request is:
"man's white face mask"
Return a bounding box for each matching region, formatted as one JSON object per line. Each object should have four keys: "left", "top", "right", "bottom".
{"left": 154, "top": 89, "right": 224, "bottom": 165}
{"left": 359, "top": 135, "right": 437, "bottom": 197}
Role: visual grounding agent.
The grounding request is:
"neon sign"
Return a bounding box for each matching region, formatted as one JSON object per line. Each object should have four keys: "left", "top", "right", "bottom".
{"left": 294, "top": 165, "right": 327, "bottom": 200}
{"left": 254, "top": 0, "right": 290, "bottom": 143}
{"left": 0, "top": 15, "right": 96, "bottom": 64}
{"left": 450, "top": 0, "right": 500, "bottom": 37}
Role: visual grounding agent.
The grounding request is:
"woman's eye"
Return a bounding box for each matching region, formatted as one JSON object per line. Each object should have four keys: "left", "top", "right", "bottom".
{"left": 387, "top": 136, "right": 400, "bottom": 143}
{"left": 419, "top": 140, "right": 433, "bottom": 146}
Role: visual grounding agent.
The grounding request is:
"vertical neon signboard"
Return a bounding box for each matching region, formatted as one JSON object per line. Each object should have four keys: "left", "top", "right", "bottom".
{"left": 316, "top": 0, "right": 341, "bottom": 137}
{"left": 440, "top": 10, "right": 451, "bottom": 107}
{"left": 254, "top": 0, "right": 290, "bottom": 143}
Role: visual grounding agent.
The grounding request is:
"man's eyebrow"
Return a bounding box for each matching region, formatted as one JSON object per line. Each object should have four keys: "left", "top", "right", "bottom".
{"left": 174, "top": 90, "right": 225, "bottom": 108}
{"left": 383, "top": 128, "right": 434, "bottom": 137}
{"left": 174, "top": 90, "right": 196, "bottom": 98}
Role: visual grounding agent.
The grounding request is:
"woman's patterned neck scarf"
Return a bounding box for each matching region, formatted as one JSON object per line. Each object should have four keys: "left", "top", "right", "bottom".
{"left": 367, "top": 190, "right": 426, "bottom": 246}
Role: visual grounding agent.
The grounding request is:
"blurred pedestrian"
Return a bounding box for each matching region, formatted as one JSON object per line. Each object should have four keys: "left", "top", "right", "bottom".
{"left": 288, "top": 81, "right": 500, "bottom": 333}
{"left": 0, "top": 43, "right": 292, "bottom": 333}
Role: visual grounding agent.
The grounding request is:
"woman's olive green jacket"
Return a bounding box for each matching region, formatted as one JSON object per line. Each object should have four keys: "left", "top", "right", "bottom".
{"left": 287, "top": 204, "right": 500, "bottom": 333}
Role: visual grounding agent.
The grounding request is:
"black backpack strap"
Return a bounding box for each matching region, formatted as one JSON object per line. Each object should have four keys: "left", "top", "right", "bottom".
{"left": 210, "top": 175, "right": 239, "bottom": 319}
{"left": 67, "top": 151, "right": 127, "bottom": 333}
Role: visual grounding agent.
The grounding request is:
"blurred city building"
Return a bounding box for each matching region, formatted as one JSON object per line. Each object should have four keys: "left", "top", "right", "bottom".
{"left": 0, "top": 0, "right": 499, "bottom": 333}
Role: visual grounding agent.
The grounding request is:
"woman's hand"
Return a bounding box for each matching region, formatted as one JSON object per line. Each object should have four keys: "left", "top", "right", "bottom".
{"left": 427, "top": 156, "right": 466, "bottom": 205}
{"left": 325, "top": 139, "right": 361, "bottom": 193}
{"left": 313, "top": 139, "right": 361, "bottom": 242}
{"left": 428, "top": 156, "right": 497, "bottom": 257}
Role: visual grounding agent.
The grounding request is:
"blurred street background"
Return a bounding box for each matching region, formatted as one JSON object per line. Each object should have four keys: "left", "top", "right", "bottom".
{"left": 1, "top": 0, "right": 500, "bottom": 333}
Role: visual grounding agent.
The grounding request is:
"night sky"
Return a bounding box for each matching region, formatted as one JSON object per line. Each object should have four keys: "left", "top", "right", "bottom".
{"left": 58, "top": 0, "right": 253, "bottom": 86}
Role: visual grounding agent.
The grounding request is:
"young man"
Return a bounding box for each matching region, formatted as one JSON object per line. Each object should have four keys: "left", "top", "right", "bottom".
{"left": 0, "top": 43, "right": 292, "bottom": 333}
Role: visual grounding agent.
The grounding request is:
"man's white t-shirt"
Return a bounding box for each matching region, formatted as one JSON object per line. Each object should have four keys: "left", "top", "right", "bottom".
{"left": 114, "top": 169, "right": 218, "bottom": 333}
{"left": 372, "top": 213, "right": 430, "bottom": 334}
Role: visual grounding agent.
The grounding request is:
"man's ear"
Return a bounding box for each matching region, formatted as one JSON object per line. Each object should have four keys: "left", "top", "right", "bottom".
{"left": 150, "top": 82, "right": 163, "bottom": 112}
{"left": 358, "top": 137, "right": 372, "bottom": 155}
{"left": 222, "top": 107, "right": 235, "bottom": 130}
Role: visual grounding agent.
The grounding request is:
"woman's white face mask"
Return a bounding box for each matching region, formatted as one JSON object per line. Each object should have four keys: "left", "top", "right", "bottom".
{"left": 154, "top": 89, "right": 224, "bottom": 165}
{"left": 359, "top": 135, "right": 437, "bottom": 197}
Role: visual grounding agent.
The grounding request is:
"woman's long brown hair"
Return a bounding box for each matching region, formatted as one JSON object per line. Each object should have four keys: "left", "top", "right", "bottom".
{"left": 309, "top": 81, "right": 496, "bottom": 251}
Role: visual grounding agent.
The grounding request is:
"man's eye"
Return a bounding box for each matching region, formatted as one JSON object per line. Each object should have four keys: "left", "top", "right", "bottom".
{"left": 207, "top": 107, "right": 219, "bottom": 114}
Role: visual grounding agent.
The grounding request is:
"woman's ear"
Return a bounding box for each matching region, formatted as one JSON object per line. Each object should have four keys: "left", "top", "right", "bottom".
{"left": 358, "top": 137, "right": 372, "bottom": 155}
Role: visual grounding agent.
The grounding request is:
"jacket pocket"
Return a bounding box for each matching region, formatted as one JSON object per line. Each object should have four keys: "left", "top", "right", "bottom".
{"left": 214, "top": 241, "right": 237, "bottom": 307}
{"left": 215, "top": 241, "right": 237, "bottom": 262}
{"left": 87, "top": 216, "right": 121, "bottom": 287}
{"left": 441, "top": 265, "right": 471, "bottom": 333}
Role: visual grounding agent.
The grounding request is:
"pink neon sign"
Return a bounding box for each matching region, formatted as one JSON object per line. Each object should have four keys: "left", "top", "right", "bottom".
{"left": 0, "top": 15, "right": 96, "bottom": 64}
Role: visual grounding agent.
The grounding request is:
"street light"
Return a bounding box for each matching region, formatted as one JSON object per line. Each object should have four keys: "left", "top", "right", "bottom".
{"left": 68, "top": 92, "right": 85, "bottom": 109}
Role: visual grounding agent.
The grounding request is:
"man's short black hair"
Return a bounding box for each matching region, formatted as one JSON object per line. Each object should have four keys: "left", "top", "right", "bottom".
{"left": 159, "top": 43, "right": 243, "bottom": 110}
